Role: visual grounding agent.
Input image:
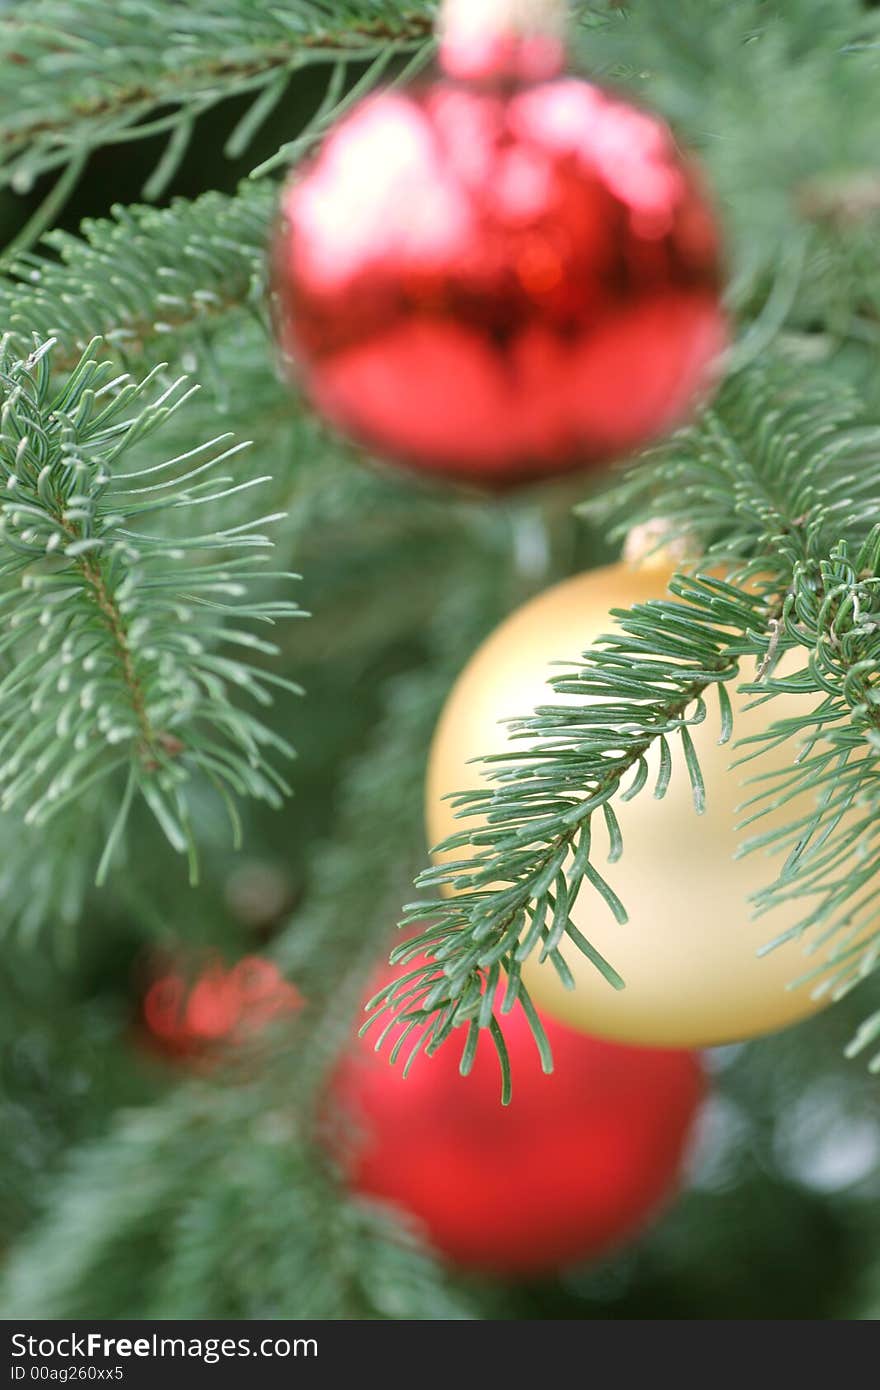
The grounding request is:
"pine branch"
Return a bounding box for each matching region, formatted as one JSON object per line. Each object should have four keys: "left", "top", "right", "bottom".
{"left": 572, "top": 0, "right": 880, "bottom": 349}
{"left": 0, "top": 308, "right": 374, "bottom": 949}
{"left": 370, "top": 573, "right": 774, "bottom": 1102}
{"left": 0, "top": 35, "right": 435, "bottom": 365}
{"left": 0, "top": 1, "right": 433, "bottom": 211}
{"left": 0, "top": 799, "right": 106, "bottom": 949}
{"left": 590, "top": 369, "right": 880, "bottom": 567}
{"left": 0, "top": 1082, "right": 476, "bottom": 1320}
{"left": 734, "top": 532, "right": 880, "bottom": 1070}
{"left": 0, "top": 184, "right": 274, "bottom": 370}
{"left": 0, "top": 335, "right": 302, "bottom": 883}
{"left": 0, "top": 943, "right": 157, "bottom": 1243}
{"left": 367, "top": 368, "right": 880, "bottom": 1096}
{"left": 0, "top": 549, "right": 508, "bottom": 1316}
{"left": 5, "top": 0, "right": 878, "bottom": 374}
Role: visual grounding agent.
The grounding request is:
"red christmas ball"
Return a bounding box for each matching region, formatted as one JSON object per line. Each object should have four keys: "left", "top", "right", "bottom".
{"left": 273, "top": 74, "right": 726, "bottom": 489}
{"left": 330, "top": 961, "right": 704, "bottom": 1275}
{"left": 142, "top": 954, "right": 301, "bottom": 1061}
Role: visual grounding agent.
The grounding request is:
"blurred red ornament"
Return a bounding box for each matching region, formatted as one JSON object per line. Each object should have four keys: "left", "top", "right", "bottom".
{"left": 143, "top": 954, "right": 301, "bottom": 1060}
{"left": 330, "top": 959, "right": 704, "bottom": 1275}
{"left": 273, "top": 64, "right": 726, "bottom": 489}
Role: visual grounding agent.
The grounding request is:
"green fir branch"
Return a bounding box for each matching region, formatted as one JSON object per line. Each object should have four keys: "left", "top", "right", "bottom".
{"left": 0, "top": 1082, "right": 475, "bottom": 1320}
{"left": 6, "top": 0, "right": 878, "bottom": 379}
{"left": 734, "top": 534, "right": 880, "bottom": 1069}
{"left": 0, "top": 28, "right": 435, "bottom": 366}
{"left": 0, "top": 799, "right": 106, "bottom": 952}
{"left": 590, "top": 370, "right": 880, "bottom": 568}
{"left": 0, "top": 1, "right": 433, "bottom": 216}
{"left": 572, "top": 0, "right": 880, "bottom": 348}
{"left": 370, "top": 572, "right": 775, "bottom": 1103}
{"left": 0, "top": 335, "right": 302, "bottom": 881}
{"left": 0, "top": 183, "right": 275, "bottom": 369}
{"left": 369, "top": 369, "right": 880, "bottom": 1095}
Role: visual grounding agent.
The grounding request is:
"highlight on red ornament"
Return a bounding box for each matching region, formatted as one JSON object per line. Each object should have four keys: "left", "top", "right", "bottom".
{"left": 142, "top": 953, "right": 301, "bottom": 1061}
{"left": 439, "top": 0, "right": 567, "bottom": 83}
{"left": 328, "top": 953, "right": 705, "bottom": 1276}
{"left": 272, "top": 10, "right": 726, "bottom": 490}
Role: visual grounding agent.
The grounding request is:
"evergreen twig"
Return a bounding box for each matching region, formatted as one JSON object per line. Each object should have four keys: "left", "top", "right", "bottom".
{"left": 0, "top": 1, "right": 434, "bottom": 221}
{"left": 0, "top": 335, "right": 303, "bottom": 882}
{"left": 0, "top": 184, "right": 274, "bottom": 369}
{"left": 369, "top": 372, "right": 880, "bottom": 1093}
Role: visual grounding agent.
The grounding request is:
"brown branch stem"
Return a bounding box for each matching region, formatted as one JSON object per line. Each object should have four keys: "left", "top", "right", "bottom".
{"left": 79, "top": 553, "right": 159, "bottom": 767}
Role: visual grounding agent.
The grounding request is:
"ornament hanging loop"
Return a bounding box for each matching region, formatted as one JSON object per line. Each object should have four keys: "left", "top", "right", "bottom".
{"left": 438, "top": 0, "right": 569, "bottom": 81}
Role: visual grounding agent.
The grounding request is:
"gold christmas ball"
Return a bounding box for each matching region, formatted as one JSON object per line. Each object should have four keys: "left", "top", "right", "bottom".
{"left": 426, "top": 561, "right": 843, "bottom": 1048}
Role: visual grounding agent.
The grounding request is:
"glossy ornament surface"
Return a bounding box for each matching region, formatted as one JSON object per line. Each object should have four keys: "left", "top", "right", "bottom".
{"left": 332, "top": 956, "right": 703, "bottom": 1274}
{"left": 427, "top": 563, "right": 848, "bottom": 1048}
{"left": 438, "top": 0, "right": 568, "bottom": 82}
{"left": 274, "top": 71, "right": 726, "bottom": 488}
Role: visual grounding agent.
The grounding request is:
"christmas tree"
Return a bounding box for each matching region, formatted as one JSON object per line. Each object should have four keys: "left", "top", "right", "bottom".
{"left": 1, "top": 0, "right": 880, "bottom": 1322}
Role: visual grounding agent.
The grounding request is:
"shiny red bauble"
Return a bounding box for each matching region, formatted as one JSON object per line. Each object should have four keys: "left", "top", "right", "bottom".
{"left": 330, "top": 963, "right": 704, "bottom": 1275}
{"left": 273, "top": 72, "right": 726, "bottom": 488}
{"left": 142, "top": 954, "right": 301, "bottom": 1060}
